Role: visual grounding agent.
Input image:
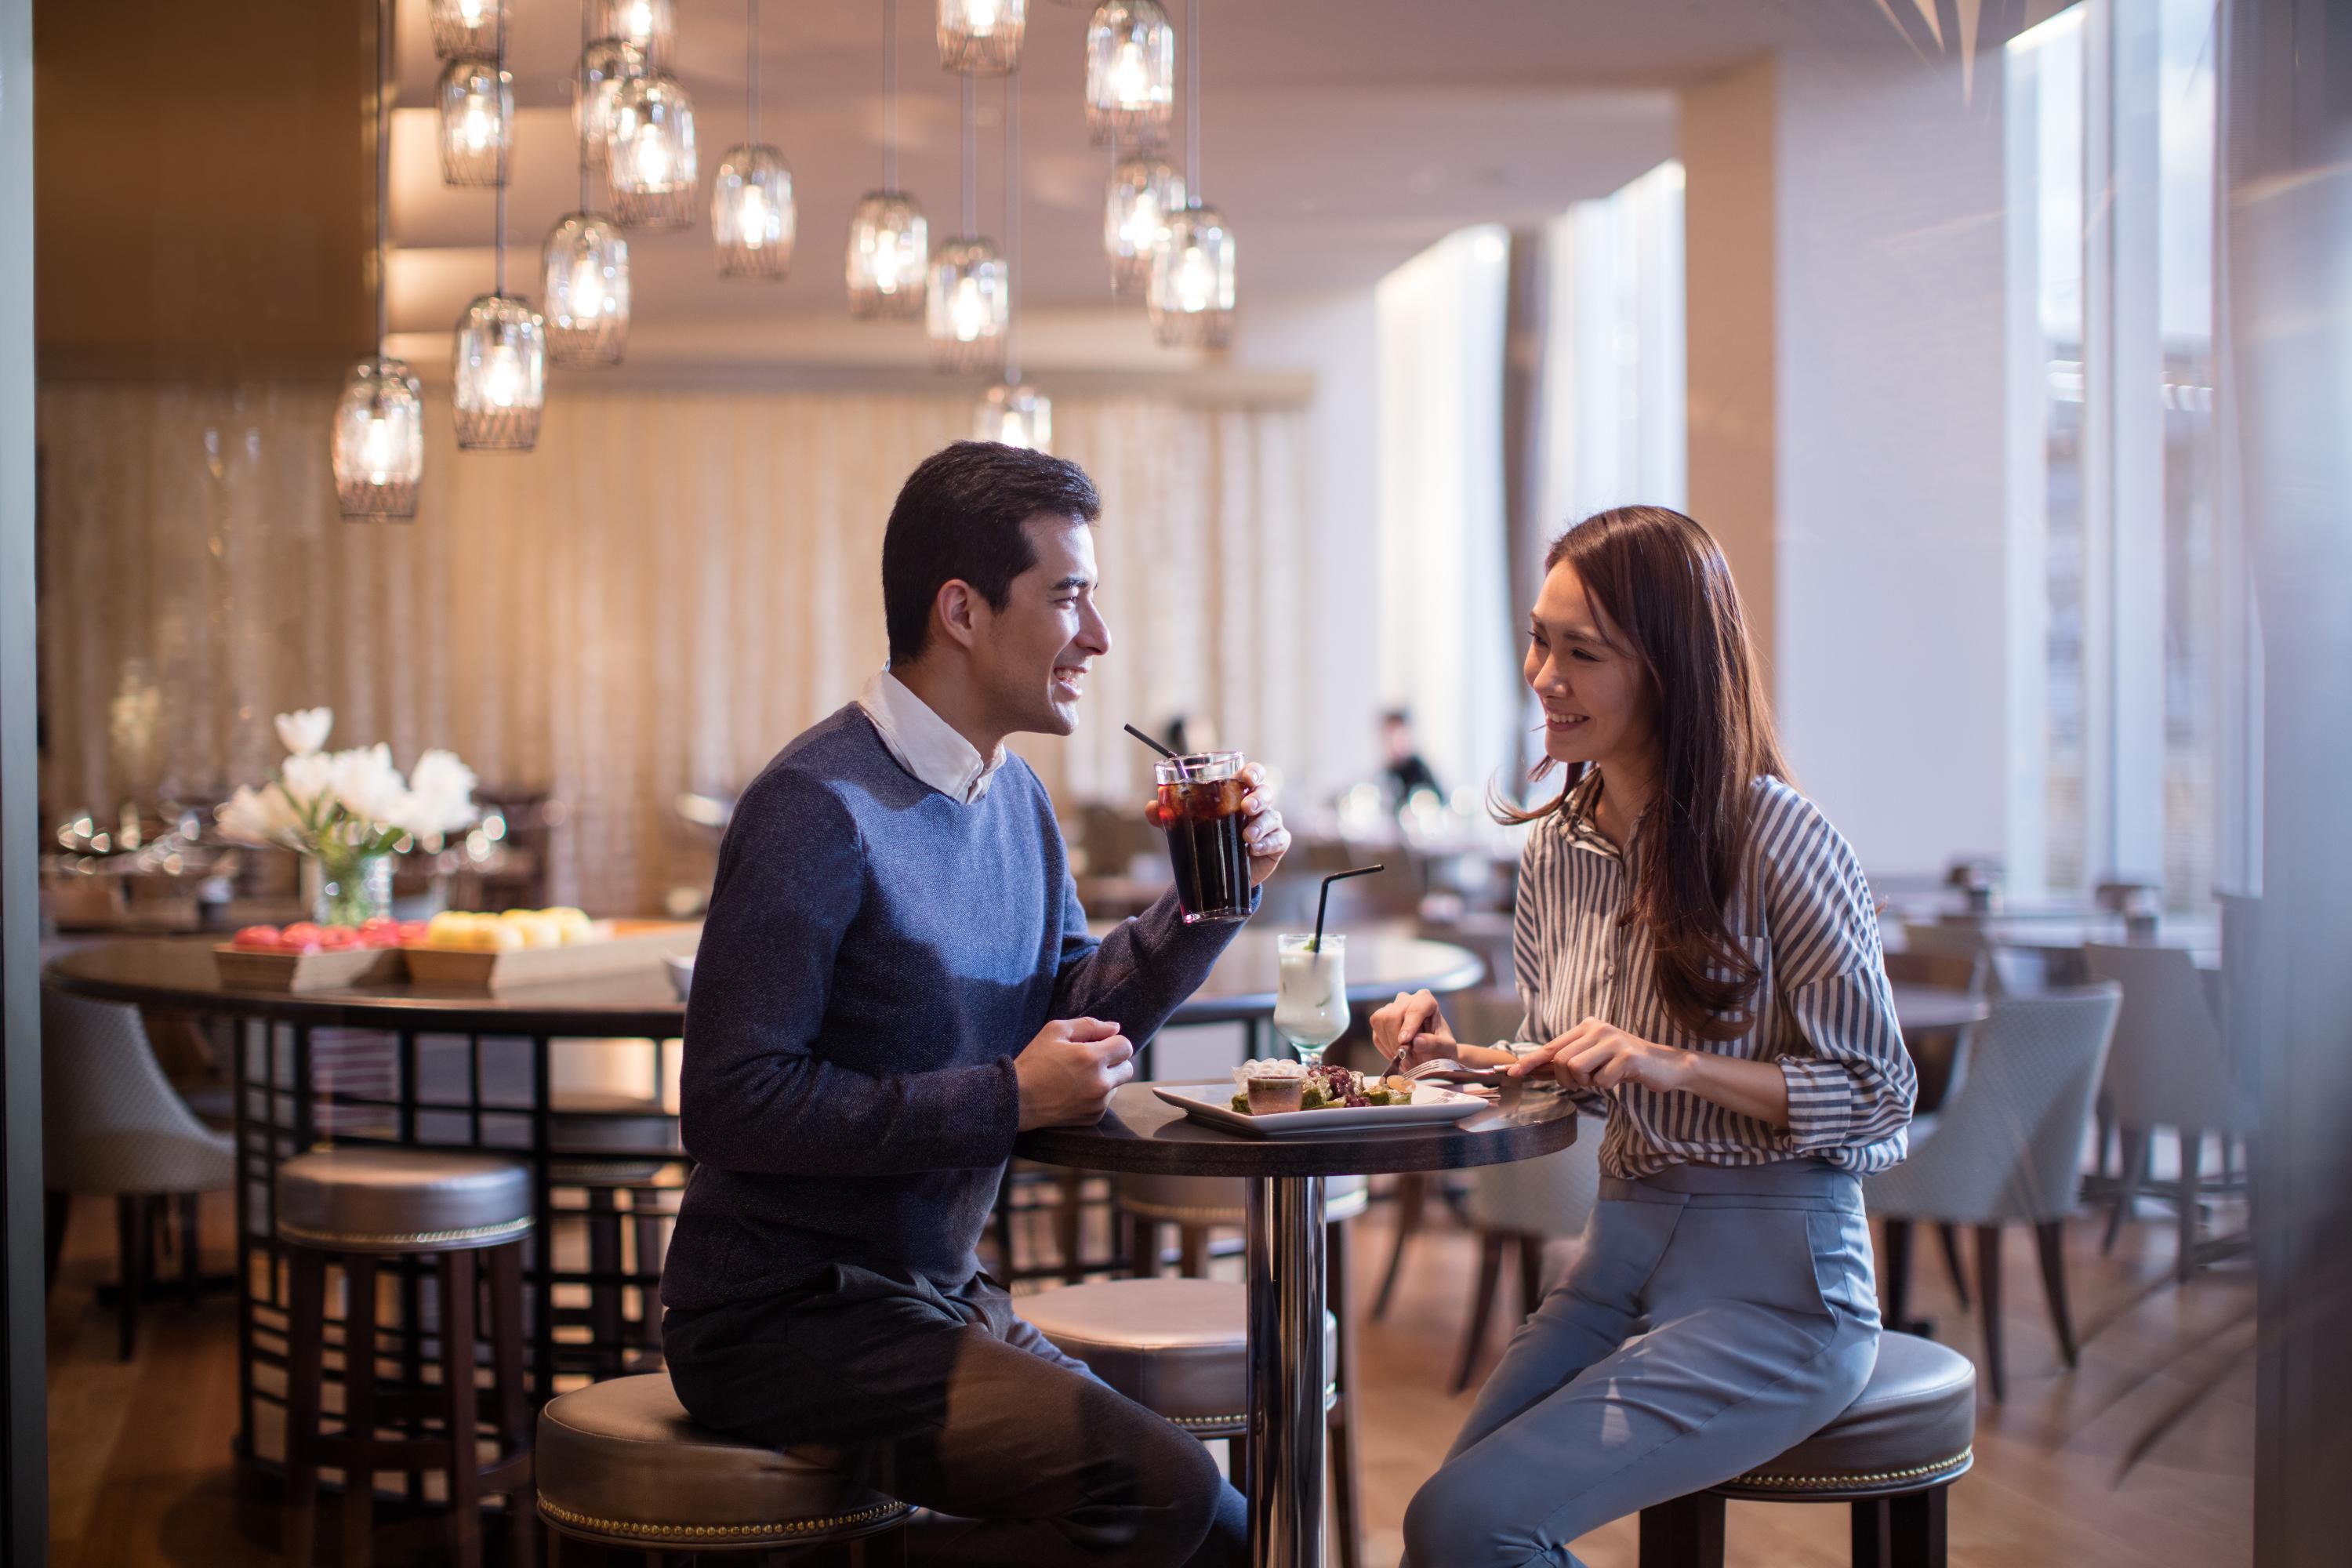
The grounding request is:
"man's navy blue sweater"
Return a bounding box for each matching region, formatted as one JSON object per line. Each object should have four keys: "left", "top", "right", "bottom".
{"left": 662, "top": 705, "right": 1244, "bottom": 1311}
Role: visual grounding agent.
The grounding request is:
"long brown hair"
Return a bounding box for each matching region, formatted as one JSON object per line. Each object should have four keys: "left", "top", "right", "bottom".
{"left": 1497, "top": 506, "right": 1789, "bottom": 1040}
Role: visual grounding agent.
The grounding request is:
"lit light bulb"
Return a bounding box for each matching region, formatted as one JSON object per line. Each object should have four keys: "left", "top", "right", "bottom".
{"left": 459, "top": 0, "right": 486, "bottom": 21}
{"left": 626, "top": 1, "right": 653, "bottom": 36}
{"left": 1175, "top": 245, "right": 1216, "bottom": 312}
{"left": 738, "top": 187, "right": 769, "bottom": 247}
{"left": 872, "top": 233, "right": 909, "bottom": 292}
{"left": 633, "top": 135, "right": 672, "bottom": 187}
{"left": 968, "top": 0, "right": 1004, "bottom": 31}
{"left": 1110, "top": 42, "right": 1150, "bottom": 106}
{"left": 1122, "top": 191, "right": 1165, "bottom": 249}
{"left": 463, "top": 98, "right": 493, "bottom": 151}
{"left": 484, "top": 343, "right": 524, "bottom": 408}
{"left": 952, "top": 276, "right": 988, "bottom": 341}
{"left": 570, "top": 255, "right": 608, "bottom": 317}
{"left": 361, "top": 416, "right": 397, "bottom": 485}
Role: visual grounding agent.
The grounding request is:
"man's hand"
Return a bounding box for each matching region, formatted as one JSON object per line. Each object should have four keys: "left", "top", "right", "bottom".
{"left": 1234, "top": 762, "right": 1290, "bottom": 887}
{"left": 1014, "top": 1017, "right": 1136, "bottom": 1131}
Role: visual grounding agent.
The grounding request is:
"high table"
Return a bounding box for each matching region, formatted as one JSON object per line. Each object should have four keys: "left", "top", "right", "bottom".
{"left": 41, "top": 927, "right": 1486, "bottom": 1475}
{"left": 1017, "top": 1080, "right": 1581, "bottom": 1568}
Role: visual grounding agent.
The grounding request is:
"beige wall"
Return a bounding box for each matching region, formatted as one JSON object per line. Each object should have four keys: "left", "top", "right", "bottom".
{"left": 1681, "top": 56, "right": 1780, "bottom": 685}
{"left": 38, "top": 383, "right": 1310, "bottom": 916}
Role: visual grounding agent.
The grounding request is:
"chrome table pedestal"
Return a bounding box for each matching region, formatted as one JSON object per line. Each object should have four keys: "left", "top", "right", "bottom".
{"left": 1246, "top": 1174, "right": 1327, "bottom": 1568}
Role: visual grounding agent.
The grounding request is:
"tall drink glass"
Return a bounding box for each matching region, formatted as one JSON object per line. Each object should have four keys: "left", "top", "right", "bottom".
{"left": 1156, "top": 751, "right": 1252, "bottom": 923}
{"left": 1273, "top": 933, "right": 1348, "bottom": 1069}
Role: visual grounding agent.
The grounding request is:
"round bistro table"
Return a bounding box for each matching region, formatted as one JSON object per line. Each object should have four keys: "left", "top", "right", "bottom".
{"left": 1016, "top": 1078, "right": 1582, "bottom": 1568}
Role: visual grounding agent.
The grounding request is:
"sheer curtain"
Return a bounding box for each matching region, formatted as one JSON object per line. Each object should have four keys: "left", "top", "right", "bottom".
{"left": 38, "top": 382, "right": 1307, "bottom": 914}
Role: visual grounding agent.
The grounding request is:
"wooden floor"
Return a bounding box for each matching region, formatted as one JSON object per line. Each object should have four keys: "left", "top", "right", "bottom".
{"left": 45, "top": 1183, "right": 2254, "bottom": 1567}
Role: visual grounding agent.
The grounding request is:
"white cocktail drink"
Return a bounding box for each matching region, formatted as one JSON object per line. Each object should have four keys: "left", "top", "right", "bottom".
{"left": 1273, "top": 933, "right": 1349, "bottom": 1068}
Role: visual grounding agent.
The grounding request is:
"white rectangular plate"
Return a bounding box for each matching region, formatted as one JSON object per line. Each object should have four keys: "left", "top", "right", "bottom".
{"left": 1152, "top": 1079, "right": 1488, "bottom": 1138}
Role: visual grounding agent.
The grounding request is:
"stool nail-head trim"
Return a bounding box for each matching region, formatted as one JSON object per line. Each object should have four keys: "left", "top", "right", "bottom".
{"left": 535, "top": 1496, "right": 912, "bottom": 1544}
{"left": 1726, "top": 1447, "right": 1974, "bottom": 1492}
{"left": 277, "top": 1216, "right": 535, "bottom": 1250}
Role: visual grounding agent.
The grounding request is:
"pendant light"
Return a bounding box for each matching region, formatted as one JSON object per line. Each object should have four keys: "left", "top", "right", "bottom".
{"left": 713, "top": 0, "right": 794, "bottom": 280}
{"left": 453, "top": 27, "right": 546, "bottom": 450}
{"left": 937, "top": 0, "right": 1026, "bottom": 76}
{"left": 438, "top": 51, "right": 512, "bottom": 187}
{"left": 1104, "top": 152, "right": 1182, "bottom": 300}
{"left": 429, "top": 0, "right": 505, "bottom": 57}
{"left": 546, "top": 1, "right": 631, "bottom": 366}
{"left": 608, "top": 68, "right": 699, "bottom": 230}
{"left": 597, "top": 0, "right": 674, "bottom": 67}
{"left": 976, "top": 70, "right": 1048, "bottom": 448}
{"left": 336, "top": 0, "right": 424, "bottom": 520}
{"left": 1149, "top": 0, "right": 1234, "bottom": 347}
{"left": 927, "top": 72, "right": 1007, "bottom": 370}
{"left": 1085, "top": 1, "right": 1173, "bottom": 148}
{"left": 575, "top": 36, "right": 646, "bottom": 174}
{"left": 848, "top": 0, "right": 929, "bottom": 319}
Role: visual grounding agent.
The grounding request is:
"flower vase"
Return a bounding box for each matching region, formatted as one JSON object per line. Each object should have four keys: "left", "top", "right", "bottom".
{"left": 303, "top": 850, "right": 394, "bottom": 928}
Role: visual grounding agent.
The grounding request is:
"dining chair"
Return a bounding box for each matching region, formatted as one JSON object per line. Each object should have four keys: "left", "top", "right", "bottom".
{"left": 2081, "top": 944, "right": 2259, "bottom": 1280}
{"left": 40, "top": 986, "right": 236, "bottom": 1359}
{"left": 1878, "top": 949, "right": 1987, "bottom": 1320}
{"left": 1863, "top": 985, "right": 2121, "bottom": 1402}
{"left": 1451, "top": 1130, "right": 1603, "bottom": 1392}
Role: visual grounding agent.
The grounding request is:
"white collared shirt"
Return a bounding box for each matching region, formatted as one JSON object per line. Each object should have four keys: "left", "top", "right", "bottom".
{"left": 856, "top": 670, "right": 1007, "bottom": 805}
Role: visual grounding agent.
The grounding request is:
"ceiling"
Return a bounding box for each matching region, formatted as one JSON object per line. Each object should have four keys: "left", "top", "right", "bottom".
{"left": 363, "top": 1, "right": 2036, "bottom": 373}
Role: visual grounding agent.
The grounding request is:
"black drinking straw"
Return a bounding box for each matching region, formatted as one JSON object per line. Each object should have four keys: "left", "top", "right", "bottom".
{"left": 1312, "top": 865, "right": 1385, "bottom": 950}
{"left": 1123, "top": 722, "right": 1189, "bottom": 779}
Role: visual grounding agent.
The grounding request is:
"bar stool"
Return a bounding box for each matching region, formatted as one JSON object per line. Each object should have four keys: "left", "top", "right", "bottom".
{"left": 277, "top": 1147, "right": 535, "bottom": 1568}
{"left": 1636, "top": 1333, "right": 1976, "bottom": 1568}
{"left": 550, "top": 1088, "right": 684, "bottom": 1377}
{"left": 1021, "top": 1278, "right": 1349, "bottom": 1566}
{"left": 535, "top": 1374, "right": 913, "bottom": 1563}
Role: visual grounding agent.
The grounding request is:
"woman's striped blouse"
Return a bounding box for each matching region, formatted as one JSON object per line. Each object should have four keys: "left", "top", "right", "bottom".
{"left": 1508, "top": 771, "right": 1915, "bottom": 1178}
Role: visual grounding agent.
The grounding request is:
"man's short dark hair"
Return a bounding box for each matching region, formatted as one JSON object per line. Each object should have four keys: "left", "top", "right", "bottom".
{"left": 881, "top": 441, "right": 1103, "bottom": 665}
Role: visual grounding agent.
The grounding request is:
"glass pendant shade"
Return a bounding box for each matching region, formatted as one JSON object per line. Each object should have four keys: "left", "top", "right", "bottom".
{"left": 975, "top": 383, "right": 1051, "bottom": 451}
{"left": 1105, "top": 154, "right": 1183, "bottom": 299}
{"left": 937, "top": 0, "right": 1026, "bottom": 75}
{"left": 596, "top": 0, "right": 674, "bottom": 66}
{"left": 1148, "top": 202, "right": 1236, "bottom": 348}
{"left": 713, "top": 145, "right": 795, "bottom": 280}
{"left": 846, "top": 192, "right": 930, "bottom": 319}
{"left": 1085, "top": 2, "right": 1174, "bottom": 148}
{"left": 575, "top": 38, "right": 647, "bottom": 171}
{"left": 333, "top": 358, "right": 425, "bottom": 520}
{"left": 429, "top": 0, "right": 506, "bottom": 58}
{"left": 542, "top": 214, "right": 631, "bottom": 366}
{"left": 438, "top": 56, "right": 513, "bottom": 187}
{"left": 452, "top": 294, "right": 546, "bottom": 451}
{"left": 926, "top": 237, "right": 1009, "bottom": 370}
{"left": 607, "top": 71, "right": 698, "bottom": 230}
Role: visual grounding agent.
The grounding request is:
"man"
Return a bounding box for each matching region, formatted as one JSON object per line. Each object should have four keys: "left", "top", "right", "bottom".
{"left": 662, "top": 442, "right": 1288, "bottom": 1567}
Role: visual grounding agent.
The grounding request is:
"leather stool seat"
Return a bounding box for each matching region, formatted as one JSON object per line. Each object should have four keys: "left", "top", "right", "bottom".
{"left": 1021, "top": 1278, "right": 1334, "bottom": 1434}
{"left": 535, "top": 1374, "right": 912, "bottom": 1551}
{"left": 1718, "top": 1333, "right": 1976, "bottom": 1499}
{"left": 1116, "top": 1171, "right": 1370, "bottom": 1225}
{"left": 276, "top": 1148, "right": 531, "bottom": 1254}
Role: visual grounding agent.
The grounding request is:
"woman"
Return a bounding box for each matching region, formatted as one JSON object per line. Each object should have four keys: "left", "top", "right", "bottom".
{"left": 1376, "top": 506, "right": 1913, "bottom": 1568}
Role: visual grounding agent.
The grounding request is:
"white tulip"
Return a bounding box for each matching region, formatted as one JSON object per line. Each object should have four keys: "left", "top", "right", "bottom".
{"left": 331, "top": 743, "right": 411, "bottom": 829}
{"left": 218, "top": 782, "right": 301, "bottom": 848}
{"left": 401, "top": 749, "right": 481, "bottom": 835}
{"left": 274, "top": 707, "right": 334, "bottom": 757}
{"left": 278, "top": 750, "right": 338, "bottom": 817}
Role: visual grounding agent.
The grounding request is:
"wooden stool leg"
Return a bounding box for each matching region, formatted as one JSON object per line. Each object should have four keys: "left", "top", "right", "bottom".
{"left": 180, "top": 1192, "right": 203, "bottom": 1310}
{"left": 1177, "top": 1223, "right": 1208, "bottom": 1280}
{"left": 283, "top": 1247, "right": 329, "bottom": 1568}
{"left": 114, "top": 1194, "right": 144, "bottom": 1362}
{"left": 630, "top": 1196, "right": 666, "bottom": 1358}
{"left": 587, "top": 1188, "right": 623, "bottom": 1378}
{"left": 487, "top": 1242, "right": 535, "bottom": 1565}
{"left": 341, "top": 1254, "right": 381, "bottom": 1568}
{"left": 438, "top": 1249, "right": 483, "bottom": 1568}
{"left": 1635, "top": 1493, "right": 1725, "bottom": 1568}
{"left": 1851, "top": 1497, "right": 1890, "bottom": 1568}
{"left": 1227, "top": 1435, "right": 1249, "bottom": 1497}
{"left": 1887, "top": 1484, "right": 1949, "bottom": 1567}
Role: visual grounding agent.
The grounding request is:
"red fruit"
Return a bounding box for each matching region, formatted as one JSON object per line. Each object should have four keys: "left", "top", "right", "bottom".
{"left": 397, "top": 920, "right": 430, "bottom": 945}
{"left": 317, "top": 927, "right": 361, "bottom": 950}
{"left": 278, "top": 922, "right": 325, "bottom": 953}
{"left": 230, "top": 925, "right": 282, "bottom": 951}
{"left": 359, "top": 916, "right": 400, "bottom": 937}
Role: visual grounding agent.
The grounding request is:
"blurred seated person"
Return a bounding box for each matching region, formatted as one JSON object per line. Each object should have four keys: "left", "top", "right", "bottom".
{"left": 1382, "top": 709, "right": 1443, "bottom": 810}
